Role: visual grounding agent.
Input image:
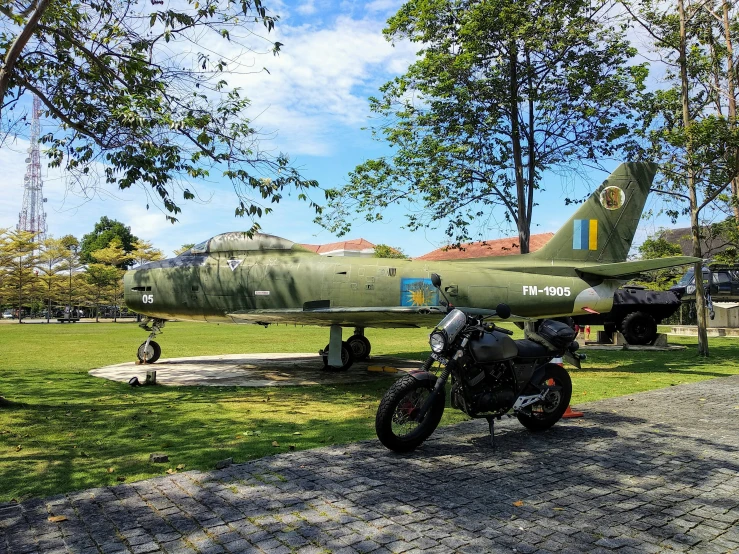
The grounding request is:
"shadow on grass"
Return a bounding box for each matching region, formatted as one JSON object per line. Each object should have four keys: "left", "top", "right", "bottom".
{"left": 0, "top": 376, "right": 400, "bottom": 502}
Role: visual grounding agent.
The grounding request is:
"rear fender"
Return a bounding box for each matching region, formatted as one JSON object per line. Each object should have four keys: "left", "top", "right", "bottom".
{"left": 529, "top": 365, "right": 546, "bottom": 388}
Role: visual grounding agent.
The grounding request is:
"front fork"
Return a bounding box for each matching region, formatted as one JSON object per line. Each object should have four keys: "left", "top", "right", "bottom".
{"left": 415, "top": 353, "right": 459, "bottom": 423}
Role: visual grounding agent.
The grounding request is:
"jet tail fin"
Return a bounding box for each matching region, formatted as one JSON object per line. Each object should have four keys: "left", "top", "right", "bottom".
{"left": 576, "top": 256, "right": 701, "bottom": 279}
{"left": 529, "top": 162, "right": 658, "bottom": 263}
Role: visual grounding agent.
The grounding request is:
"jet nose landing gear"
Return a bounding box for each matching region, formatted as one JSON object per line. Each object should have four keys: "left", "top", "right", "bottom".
{"left": 137, "top": 340, "right": 161, "bottom": 364}
{"left": 137, "top": 318, "right": 166, "bottom": 364}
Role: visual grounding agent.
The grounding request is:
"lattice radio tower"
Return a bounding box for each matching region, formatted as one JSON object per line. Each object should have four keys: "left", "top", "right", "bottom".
{"left": 17, "top": 95, "right": 47, "bottom": 241}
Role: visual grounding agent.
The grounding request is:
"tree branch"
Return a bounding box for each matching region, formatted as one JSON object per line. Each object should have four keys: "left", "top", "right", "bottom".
{"left": 0, "top": 0, "right": 51, "bottom": 118}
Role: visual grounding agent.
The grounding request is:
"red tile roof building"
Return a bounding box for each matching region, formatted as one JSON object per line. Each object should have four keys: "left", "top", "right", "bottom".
{"left": 415, "top": 233, "right": 554, "bottom": 261}
{"left": 300, "top": 238, "right": 376, "bottom": 257}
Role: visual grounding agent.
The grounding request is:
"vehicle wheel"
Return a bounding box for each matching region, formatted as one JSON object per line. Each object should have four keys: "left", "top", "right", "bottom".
{"left": 137, "top": 340, "right": 161, "bottom": 364}
{"left": 347, "top": 335, "right": 371, "bottom": 361}
{"left": 375, "top": 375, "right": 445, "bottom": 452}
{"left": 620, "top": 311, "right": 657, "bottom": 345}
{"left": 516, "top": 363, "right": 572, "bottom": 432}
{"left": 321, "top": 341, "right": 354, "bottom": 371}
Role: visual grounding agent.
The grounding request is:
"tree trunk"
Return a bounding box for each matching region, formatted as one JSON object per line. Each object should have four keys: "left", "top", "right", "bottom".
{"left": 680, "top": 0, "right": 709, "bottom": 356}
{"left": 509, "top": 41, "right": 529, "bottom": 254}
{"left": 722, "top": 1, "right": 739, "bottom": 224}
{"left": 17, "top": 258, "right": 23, "bottom": 324}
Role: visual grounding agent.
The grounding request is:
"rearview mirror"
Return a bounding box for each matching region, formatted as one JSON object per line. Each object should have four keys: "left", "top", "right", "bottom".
{"left": 495, "top": 303, "right": 511, "bottom": 319}
{"left": 430, "top": 273, "right": 441, "bottom": 288}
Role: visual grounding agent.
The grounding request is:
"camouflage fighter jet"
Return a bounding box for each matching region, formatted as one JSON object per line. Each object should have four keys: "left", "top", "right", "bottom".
{"left": 124, "top": 162, "right": 699, "bottom": 370}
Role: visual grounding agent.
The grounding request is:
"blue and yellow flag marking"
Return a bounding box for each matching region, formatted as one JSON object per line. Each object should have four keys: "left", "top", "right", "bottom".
{"left": 573, "top": 219, "right": 598, "bottom": 250}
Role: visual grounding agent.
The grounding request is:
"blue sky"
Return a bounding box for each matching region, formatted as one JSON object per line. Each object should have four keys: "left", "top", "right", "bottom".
{"left": 0, "top": 0, "right": 682, "bottom": 258}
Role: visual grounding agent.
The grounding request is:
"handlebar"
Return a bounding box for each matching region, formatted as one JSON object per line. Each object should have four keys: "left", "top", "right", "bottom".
{"left": 480, "top": 322, "right": 514, "bottom": 335}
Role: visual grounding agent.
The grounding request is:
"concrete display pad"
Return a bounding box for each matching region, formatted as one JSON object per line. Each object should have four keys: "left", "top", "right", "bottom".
{"left": 89, "top": 353, "right": 427, "bottom": 387}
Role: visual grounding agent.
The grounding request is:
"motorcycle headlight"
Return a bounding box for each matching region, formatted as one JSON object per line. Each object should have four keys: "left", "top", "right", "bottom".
{"left": 429, "top": 331, "right": 446, "bottom": 353}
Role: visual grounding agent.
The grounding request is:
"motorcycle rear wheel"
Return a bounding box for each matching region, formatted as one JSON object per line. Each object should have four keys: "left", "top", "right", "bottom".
{"left": 375, "top": 375, "right": 445, "bottom": 452}
{"left": 516, "top": 363, "right": 572, "bottom": 432}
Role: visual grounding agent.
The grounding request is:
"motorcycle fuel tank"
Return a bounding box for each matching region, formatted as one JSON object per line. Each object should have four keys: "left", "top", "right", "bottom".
{"left": 469, "top": 331, "right": 518, "bottom": 363}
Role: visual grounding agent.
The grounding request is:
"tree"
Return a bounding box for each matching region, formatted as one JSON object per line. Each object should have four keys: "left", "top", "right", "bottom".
{"left": 37, "top": 236, "right": 69, "bottom": 322}
{"left": 0, "top": 0, "right": 319, "bottom": 228}
{"left": 85, "top": 263, "right": 119, "bottom": 323}
{"left": 59, "top": 235, "right": 83, "bottom": 315}
{"left": 318, "top": 0, "right": 646, "bottom": 252}
{"left": 130, "top": 240, "right": 164, "bottom": 267}
{"left": 0, "top": 229, "right": 40, "bottom": 323}
{"left": 630, "top": 235, "right": 685, "bottom": 290}
{"left": 90, "top": 238, "right": 132, "bottom": 321}
{"left": 173, "top": 244, "right": 195, "bottom": 256}
{"left": 625, "top": 0, "right": 739, "bottom": 356}
{"left": 374, "top": 244, "right": 409, "bottom": 259}
{"left": 79, "top": 217, "right": 138, "bottom": 267}
{"left": 706, "top": 217, "right": 739, "bottom": 264}
{"left": 638, "top": 237, "right": 684, "bottom": 260}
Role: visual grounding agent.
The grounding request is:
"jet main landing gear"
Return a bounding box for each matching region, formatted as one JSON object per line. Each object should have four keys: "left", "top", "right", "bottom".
{"left": 347, "top": 330, "right": 371, "bottom": 361}
{"left": 320, "top": 341, "right": 354, "bottom": 372}
{"left": 320, "top": 326, "right": 372, "bottom": 372}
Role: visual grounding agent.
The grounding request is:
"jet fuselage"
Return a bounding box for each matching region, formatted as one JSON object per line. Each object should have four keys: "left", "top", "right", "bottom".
{"left": 124, "top": 246, "right": 620, "bottom": 328}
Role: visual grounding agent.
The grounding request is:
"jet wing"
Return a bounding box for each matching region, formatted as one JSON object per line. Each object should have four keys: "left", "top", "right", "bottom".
{"left": 227, "top": 306, "right": 449, "bottom": 328}
{"left": 576, "top": 256, "right": 701, "bottom": 279}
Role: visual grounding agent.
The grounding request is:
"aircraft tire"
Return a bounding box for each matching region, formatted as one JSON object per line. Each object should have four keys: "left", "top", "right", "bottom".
{"left": 620, "top": 311, "right": 657, "bottom": 345}
{"left": 321, "top": 341, "right": 354, "bottom": 371}
{"left": 347, "top": 335, "right": 371, "bottom": 361}
{"left": 137, "top": 340, "right": 161, "bottom": 364}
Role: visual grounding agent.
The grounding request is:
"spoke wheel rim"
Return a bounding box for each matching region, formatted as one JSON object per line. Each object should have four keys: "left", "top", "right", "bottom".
{"left": 391, "top": 388, "right": 430, "bottom": 438}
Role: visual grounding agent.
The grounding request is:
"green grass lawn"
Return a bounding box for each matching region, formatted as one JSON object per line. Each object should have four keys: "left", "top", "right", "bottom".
{"left": 2, "top": 320, "right": 738, "bottom": 503}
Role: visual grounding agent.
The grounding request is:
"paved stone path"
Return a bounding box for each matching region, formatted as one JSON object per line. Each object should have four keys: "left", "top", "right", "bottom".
{"left": 2, "top": 376, "right": 738, "bottom": 554}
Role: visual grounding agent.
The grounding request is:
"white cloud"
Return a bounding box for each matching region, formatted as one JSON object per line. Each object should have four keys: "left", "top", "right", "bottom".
{"left": 296, "top": 0, "right": 317, "bottom": 15}
{"left": 198, "top": 15, "right": 418, "bottom": 157}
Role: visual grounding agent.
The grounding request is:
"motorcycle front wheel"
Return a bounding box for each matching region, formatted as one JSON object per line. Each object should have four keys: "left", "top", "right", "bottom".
{"left": 375, "top": 375, "right": 446, "bottom": 452}
{"left": 516, "top": 363, "right": 572, "bottom": 432}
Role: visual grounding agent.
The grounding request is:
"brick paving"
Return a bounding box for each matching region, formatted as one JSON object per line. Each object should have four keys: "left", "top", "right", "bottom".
{"left": 2, "top": 375, "right": 738, "bottom": 553}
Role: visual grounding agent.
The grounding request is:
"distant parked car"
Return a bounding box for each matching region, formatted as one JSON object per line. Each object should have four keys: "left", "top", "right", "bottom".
{"left": 670, "top": 264, "right": 739, "bottom": 301}
{"left": 2, "top": 310, "right": 15, "bottom": 319}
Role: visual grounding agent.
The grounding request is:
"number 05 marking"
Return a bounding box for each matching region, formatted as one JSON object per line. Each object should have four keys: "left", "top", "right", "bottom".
{"left": 142, "top": 294, "right": 154, "bottom": 304}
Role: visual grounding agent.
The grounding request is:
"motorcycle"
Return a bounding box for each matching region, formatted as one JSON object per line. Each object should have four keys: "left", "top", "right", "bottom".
{"left": 375, "top": 273, "right": 585, "bottom": 452}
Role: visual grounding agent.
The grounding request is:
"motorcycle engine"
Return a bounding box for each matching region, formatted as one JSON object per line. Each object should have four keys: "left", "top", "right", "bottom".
{"left": 451, "top": 356, "right": 515, "bottom": 417}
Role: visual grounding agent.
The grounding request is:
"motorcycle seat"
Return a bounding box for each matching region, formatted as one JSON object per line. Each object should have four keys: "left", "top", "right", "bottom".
{"left": 515, "top": 339, "right": 554, "bottom": 359}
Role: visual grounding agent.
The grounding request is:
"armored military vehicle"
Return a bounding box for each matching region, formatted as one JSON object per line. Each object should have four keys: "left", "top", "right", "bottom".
{"left": 571, "top": 285, "right": 681, "bottom": 345}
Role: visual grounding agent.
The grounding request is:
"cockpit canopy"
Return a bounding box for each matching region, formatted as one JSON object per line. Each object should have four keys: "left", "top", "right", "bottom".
{"left": 183, "top": 232, "right": 312, "bottom": 256}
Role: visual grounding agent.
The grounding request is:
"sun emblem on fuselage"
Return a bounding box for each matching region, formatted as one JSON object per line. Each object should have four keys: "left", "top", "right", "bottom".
{"left": 401, "top": 278, "right": 438, "bottom": 307}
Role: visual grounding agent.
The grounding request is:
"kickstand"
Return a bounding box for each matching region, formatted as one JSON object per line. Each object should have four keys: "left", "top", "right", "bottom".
{"left": 486, "top": 416, "right": 495, "bottom": 448}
